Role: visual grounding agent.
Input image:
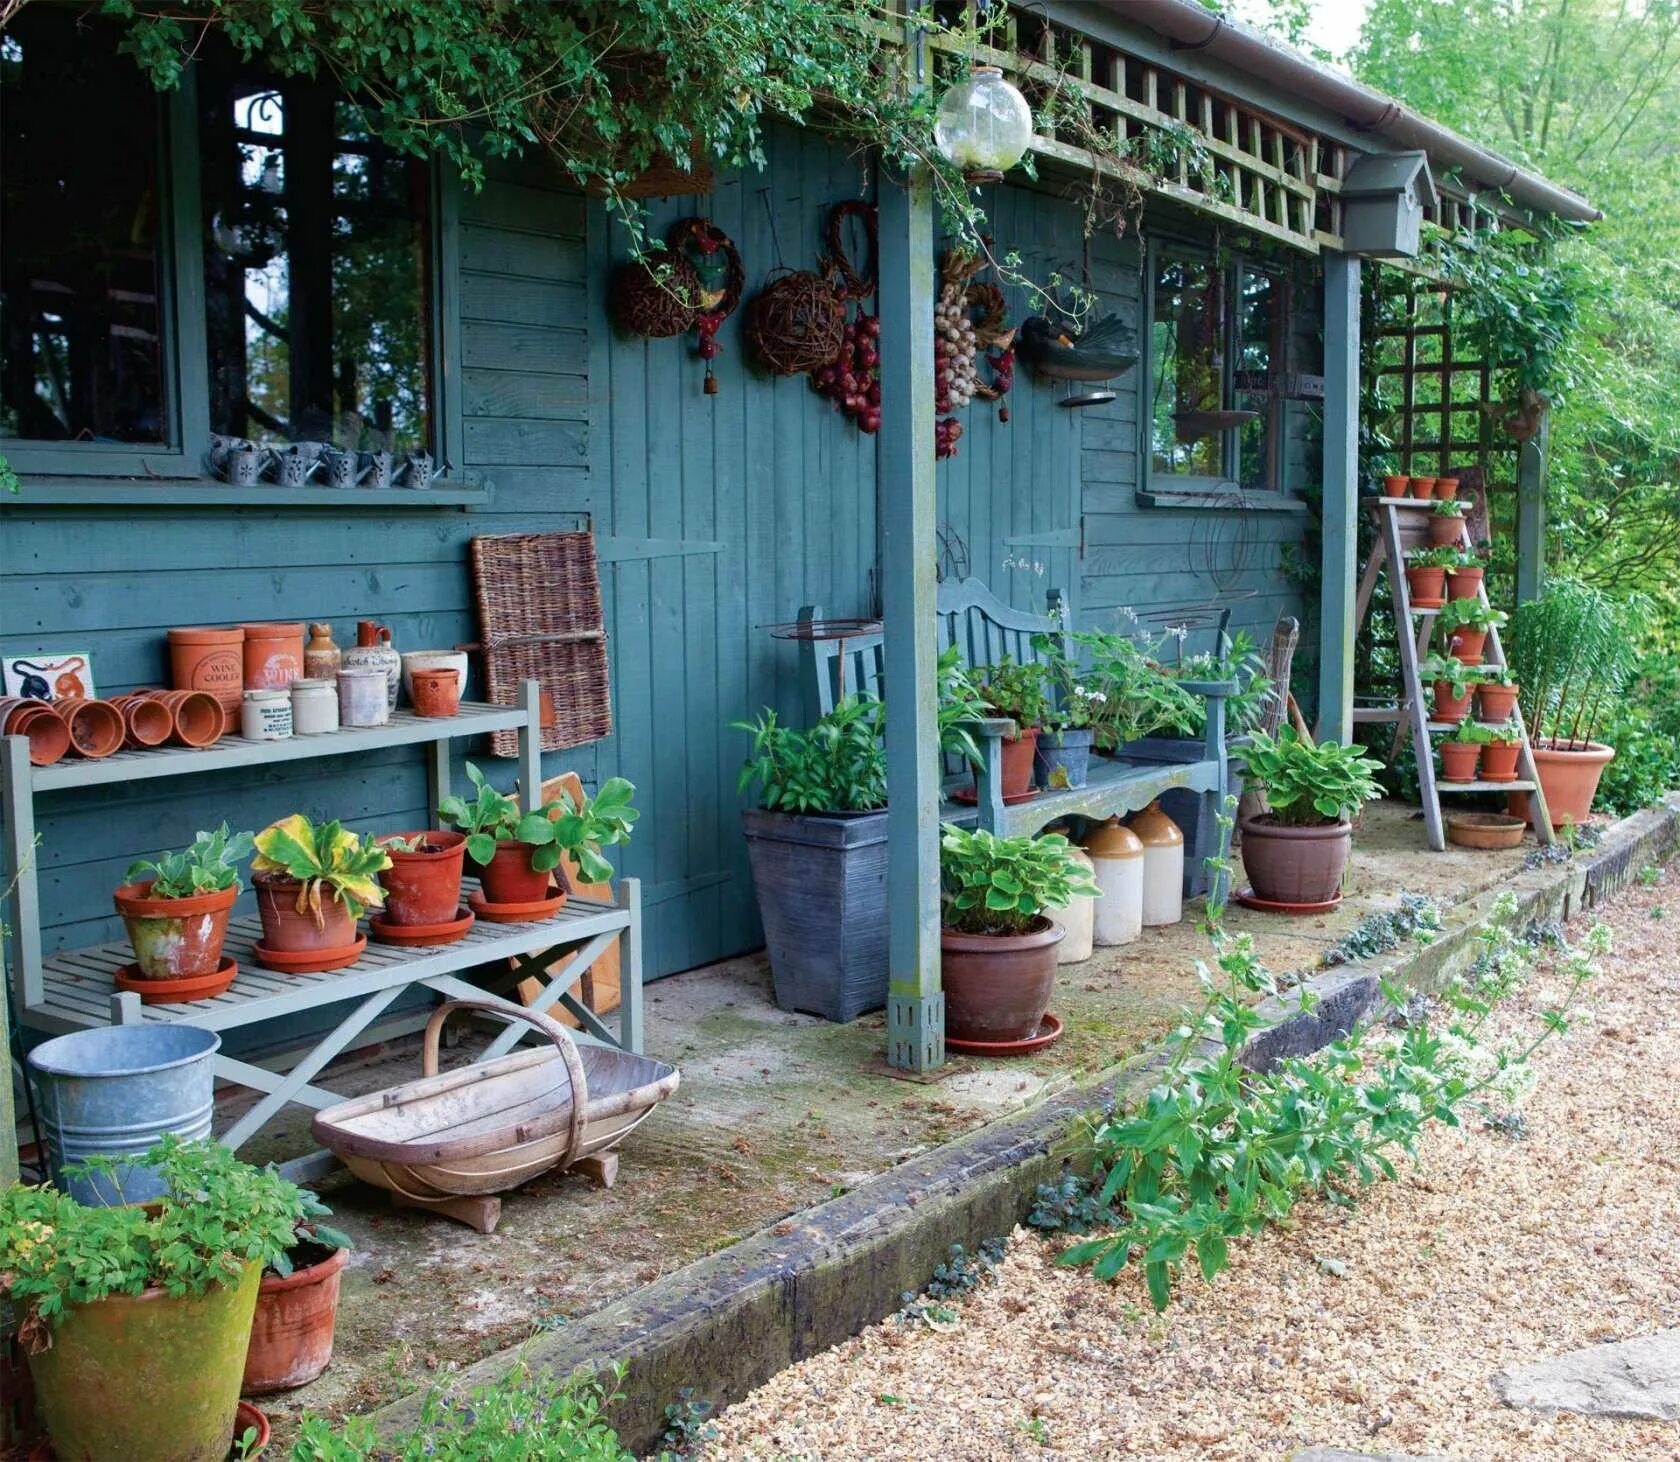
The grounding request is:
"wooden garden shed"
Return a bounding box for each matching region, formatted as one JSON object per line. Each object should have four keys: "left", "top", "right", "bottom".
{"left": 0, "top": 0, "right": 1599, "bottom": 1100}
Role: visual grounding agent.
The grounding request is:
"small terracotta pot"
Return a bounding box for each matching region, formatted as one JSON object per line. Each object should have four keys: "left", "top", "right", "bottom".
{"left": 1410, "top": 476, "right": 1437, "bottom": 498}
{"left": 377, "top": 830, "right": 467, "bottom": 926}
{"left": 1448, "top": 627, "right": 1488, "bottom": 664}
{"left": 53, "top": 697, "right": 124, "bottom": 758}
{"left": 254, "top": 872, "right": 360, "bottom": 953}
{"left": 149, "top": 689, "right": 224, "bottom": 747}
{"left": 1239, "top": 815, "right": 1352, "bottom": 905}
{"left": 113, "top": 879, "right": 238, "bottom": 979}
{"left": 409, "top": 667, "right": 461, "bottom": 718}
{"left": 1439, "top": 742, "right": 1482, "bottom": 782}
{"left": 998, "top": 727, "right": 1040, "bottom": 799}
{"left": 1427, "top": 513, "right": 1464, "bottom": 546}
{"left": 241, "top": 622, "right": 306, "bottom": 691}
{"left": 940, "top": 917, "right": 1063, "bottom": 1043}
{"left": 1405, "top": 565, "right": 1447, "bottom": 608}
{"left": 1518, "top": 739, "right": 1616, "bottom": 828}
{"left": 475, "top": 841, "right": 554, "bottom": 905}
{"left": 1481, "top": 741, "right": 1521, "bottom": 782}
{"left": 112, "top": 694, "right": 174, "bottom": 748}
{"left": 1432, "top": 681, "right": 1473, "bottom": 722}
{"left": 1446, "top": 564, "right": 1484, "bottom": 599}
{"left": 242, "top": 1242, "right": 347, "bottom": 1395}
{"left": 1434, "top": 477, "right": 1461, "bottom": 500}
{"left": 1477, "top": 683, "right": 1520, "bottom": 721}
{"left": 168, "top": 625, "right": 245, "bottom": 725}
{"left": 1382, "top": 475, "right": 1409, "bottom": 496}
{"left": 3, "top": 701, "right": 71, "bottom": 765}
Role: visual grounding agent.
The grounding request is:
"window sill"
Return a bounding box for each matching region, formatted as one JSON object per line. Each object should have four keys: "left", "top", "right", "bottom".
{"left": 0, "top": 478, "right": 493, "bottom": 510}
{"left": 1134, "top": 488, "right": 1309, "bottom": 513}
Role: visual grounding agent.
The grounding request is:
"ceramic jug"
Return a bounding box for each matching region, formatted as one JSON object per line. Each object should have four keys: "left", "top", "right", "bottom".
{"left": 342, "top": 621, "right": 400, "bottom": 712}
{"left": 304, "top": 623, "right": 343, "bottom": 681}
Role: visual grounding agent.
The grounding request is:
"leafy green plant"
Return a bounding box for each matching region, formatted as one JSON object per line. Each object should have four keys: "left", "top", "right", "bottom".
{"left": 659, "top": 1387, "right": 718, "bottom": 1458}
{"left": 735, "top": 696, "right": 886, "bottom": 815}
{"left": 939, "top": 826, "right": 1100, "bottom": 936}
{"left": 899, "top": 1238, "right": 1008, "bottom": 1324}
{"left": 1438, "top": 599, "right": 1507, "bottom": 636}
{"left": 439, "top": 763, "right": 637, "bottom": 883}
{"left": 979, "top": 656, "right": 1050, "bottom": 732}
{"left": 1449, "top": 719, "right": 1495, "bottom": 746}
{"left": 1322, "top": 892, "right": 1442, "bottom": 967}
{"left": 1239, "top": 728, "right": 1384, "bottom": 827}
{"left": 1407, "top": 545, "right": 1463, "bottom": 570}
{"left": 1066, "top": 627, "right": 1202, "bottom": 750}
{"left": 1509, "top": 578, "right": 1650, "bottom": 748}
{"left": 252, "top": 815, "right": 391, "bottom": 921}
{"left": 1431, "top": 499, "right": 1465, "bottom": 518}
{"left": 1478, "top": 664, "right": 1517, "bottom": 687}
{"left": 1419, "top": 654, "right": 1481, "bottom": 698}
{"left": 123, "top": 823, "right": 254, "bottom": 898}
{"left": 1, "top": 1137, "right": 309, "bottom": 1349}
{"left": 270, "top": 1191, "right": 353, "bottom": 1281}
{"left": 1170, "top": 629, "right": 1272, "bottom": 736}
{"left": 1027, "top": 1168, "right": 1120, "bottom": 1235}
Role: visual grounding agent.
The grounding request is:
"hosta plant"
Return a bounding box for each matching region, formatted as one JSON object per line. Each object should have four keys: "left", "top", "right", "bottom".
{"left": 252, "top": 815, "right": 391, "bottom": 921}
{"left": 124, "top": 823, "right": 254, "bottom": 898}
{"left": 1239, "top": 727, "right": 1383, "bottom": 827}
{"left": 939, "top": 826, "right": 1100, "bottom": 936}
{"left": 440, "top": 762, "right": 638, "bottom": 883}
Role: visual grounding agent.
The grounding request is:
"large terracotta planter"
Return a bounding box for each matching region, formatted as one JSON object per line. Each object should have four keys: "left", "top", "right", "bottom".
{"left": 940, "top": 918, "right": 1063, "bottom": 1043}
{"left": 242, "top": 1243, "right": 347, "bottom": 1395}
{"left": 1239, "top": 815, "right": 1352, "bottom": 905}
{"left": 1516, "top": 740, "right": 1616, "bottom": 828}
{"left": 377, "top": 831, "right": 466, "bottom": 926}
{"left": 254, "top": 872, "right": 359, "bottom": 952}
{"left": 113, "top": 879, "right": 237, "bottom": 979}
{"left": 1405, "top": 565, "right": 1447, "bottom": 608}
{"left": 1439, "top": 742, "right": 1482, "bottom": 783}
{"left": 28, "top": 1262, "right": 261, "bottom": 1462}
{"left": 475, "top": 841, "right": 554, "bottom": 905}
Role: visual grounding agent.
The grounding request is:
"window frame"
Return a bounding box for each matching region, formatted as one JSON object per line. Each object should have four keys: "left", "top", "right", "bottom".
{"left": 2, "top": 63, "right": 463, "bottom": 488}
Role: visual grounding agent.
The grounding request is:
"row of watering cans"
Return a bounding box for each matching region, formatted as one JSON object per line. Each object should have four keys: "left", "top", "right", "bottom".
{"left": 1049, "top": 801, "right": 1183, "bottom": 963}
{"left": 209, "top": 435, "right": 436, "bottom": 488}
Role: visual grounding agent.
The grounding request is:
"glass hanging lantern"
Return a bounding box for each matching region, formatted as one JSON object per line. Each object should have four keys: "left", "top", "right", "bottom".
{"left": 934, "top": 64, "right": 1034, "bottom": 184}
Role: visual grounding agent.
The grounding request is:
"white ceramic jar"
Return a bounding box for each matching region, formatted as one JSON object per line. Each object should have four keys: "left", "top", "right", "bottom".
{"left": 1086, "top": 816, "right": 1144, "bottom": 947}
{"left": 290, "top": 677, "right": 339, "bottom": 735}
{"left": 241, "top": 687, "right": 292, "bottom": 741}
{"left": 1049, "top": 842, "right": 1097, "bottom": 964}
{"left": 1132, "top": 800, "right": 1185, "bottom": 927}
{"left": 337, "top": 667, "right": 389, "bottom": 728}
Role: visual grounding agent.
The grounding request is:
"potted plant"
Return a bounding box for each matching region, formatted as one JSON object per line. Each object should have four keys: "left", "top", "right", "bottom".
{"left": 1381, "top": 472, "right": 1409, "bottom": 496}
{"left": 1426, "top": 498, "right": 1465, "bottom": 547}
{"left": 1, "top": 1137, "right": 307, "bottom": 1462}
{"left": 1410, "top": 474, "right": 1438, "bottom": 500}
{"left": 242, "top": 1192, "right": 353, "bottom": 1396}
{"left": 977, "top": 657, "right": 1049, "bottom": 798}
{"left": 1032, "top": 638, "right": 1105, "bottom": 790}
{"left": 1237, "top": 728, "right": 1383, "bottom": 906}
{"left": 1404, "top": 547, "right": 1459, "bottom": 609}
{"left": 251, "top": 815, "right": 391, "bottom": 970}
{"left": 440, "top": 761, "right": 637, "bottom": 915}
{"left": 1509, "top": 579, "right": 1646, "bottom": 826}
{"left": 112, "top": 824, "right": 254, "bottom": 1001}
{"left": 1420, "top": 654, "right": 1480, "bottom": 724}
{"left": 1481, "top": 725, "right": 1522, "bottom": 783}
{"left": 1439, "top": 720, "right": 1491, "bottom": 783}
{"left": 938, "top": 826, "right": 1099, "bottom": 1044}
{"left": 1446, "top": 547, "right": 1486, "bottom": 601}
{"left": 375, "top": 829, "right": 469, "bottom": 931}
{"left": 1438, "top": 598, "right": 1507, "bottom": 665}
{"left": 1475, "top": 664, "right": 1521, "bottom": 722}
{"left": 1069, "top": 627, "right": 1203, "bottom": 756}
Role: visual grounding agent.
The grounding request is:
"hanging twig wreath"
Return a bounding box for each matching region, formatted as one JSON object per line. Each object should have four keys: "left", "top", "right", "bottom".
{"left": 609, "top": 253, "right": 698, "bottom": 339}
{"left": 812, "top": 201, "right": 882, "bottom": 434}
{"left": 934, "top": 250, "right": 1017, "bottom": 459}
{"left": 669, "top": 216, "right": 744, "bottom": 394}
{"left": 745, "top": 267, "right": 847, "bottom": 377}
{"left": 608, "top": 216, "right": 744, "bottom": 394}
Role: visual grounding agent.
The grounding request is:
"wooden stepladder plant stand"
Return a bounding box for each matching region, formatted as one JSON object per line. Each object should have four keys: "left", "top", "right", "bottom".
{"left": 1351, "top": 495, "right": 1554, "bottom": 851}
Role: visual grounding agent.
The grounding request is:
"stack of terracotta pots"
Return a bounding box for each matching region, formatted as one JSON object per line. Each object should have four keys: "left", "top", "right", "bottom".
{"left": 0, "top": 697, "right": 72, "bottom": 765}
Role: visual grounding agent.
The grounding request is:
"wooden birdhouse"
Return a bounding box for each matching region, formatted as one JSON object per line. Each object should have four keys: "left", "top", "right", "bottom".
{"left": 1340, "top": 151, "right": 1438, "bottom": 259}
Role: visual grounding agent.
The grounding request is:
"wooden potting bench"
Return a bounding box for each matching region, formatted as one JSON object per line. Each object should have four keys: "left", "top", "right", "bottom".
{"left": 1, "top": 681, "right": 642, "bottom": 1176}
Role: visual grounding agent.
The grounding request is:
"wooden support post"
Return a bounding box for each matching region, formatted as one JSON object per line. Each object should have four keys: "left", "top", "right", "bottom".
{"left": 1318, "top": 251, "right": 1361, "bottom": 745}
{"left": 878, "top": 27, "right": 943, "bottom": 1073}
{"left": 1515, "top": 420, "right": 1547, "bottom": 606}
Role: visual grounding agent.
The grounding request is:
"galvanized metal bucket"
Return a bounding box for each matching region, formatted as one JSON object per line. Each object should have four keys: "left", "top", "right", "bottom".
{"left": 27, "top": 1024, "right": 221, "bottom": 1205}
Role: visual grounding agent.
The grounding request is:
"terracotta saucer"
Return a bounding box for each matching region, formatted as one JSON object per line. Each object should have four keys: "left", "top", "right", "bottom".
{"left": 1446, "top": 812, "right": 1526, "bottom": 850}
{"left": 370, "top": 905, "right": 476, "bottom": 946}
{"left": 467, "top": 888, "right": 567, "bottom": 923}
{"left": 1232, "top": 886, "right": 1342, "bottom": 915}
{"left": 949, "top": 785, "right": 1042, "bottom": 807}
{"left": 114, "top": 955, "right": 238, "bottom": 1004}
{"left": 945, "top": 1011, "right": 1063, "bottom": 1057}
{"left": 253, "top": 934, "right": 367, "bottom": 974}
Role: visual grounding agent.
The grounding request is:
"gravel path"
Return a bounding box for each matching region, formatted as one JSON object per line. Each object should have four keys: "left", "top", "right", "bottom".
{"left": 708, "top": 860, "right": 1680, "bottom": 1461}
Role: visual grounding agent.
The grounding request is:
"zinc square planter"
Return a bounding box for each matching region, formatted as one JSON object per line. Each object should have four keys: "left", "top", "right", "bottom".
{"left": 741, "top": 808, "right": 887, "bottom": 1023}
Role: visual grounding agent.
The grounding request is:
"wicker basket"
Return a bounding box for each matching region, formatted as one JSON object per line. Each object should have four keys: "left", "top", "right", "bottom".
{"left": 470, "top": 532, "right": 612, "bottom": 755}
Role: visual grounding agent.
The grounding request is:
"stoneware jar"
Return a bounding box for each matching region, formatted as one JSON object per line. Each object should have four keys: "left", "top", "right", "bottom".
{"left": 1085, "top": 816, "right": 1143, "bottom": 947}
{"left": 241, "top": 687, "right": 293, "bottom": 741}
{"left": 337, "top": 667, "right": 388, "bottom": 728}
{"left": 1047, "top": 840, "right": 1096, "bottom": 964}
{"left": 303, "top": 623, "right": 343, "bottom": 681}
{"left": 342, "top": 621, "right": 400, "bottom": 712}
{"left": 242, "top": 621, "right": 306, "bottom": 691}
{"left": 1131, "top": 800, "right": 1184, "bottom": 927}
{"left": 290, "top": 678, "right": 339, "bottom": 735}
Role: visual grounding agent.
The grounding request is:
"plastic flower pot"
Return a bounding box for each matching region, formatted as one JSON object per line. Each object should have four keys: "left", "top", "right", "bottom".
{"left": 1477, "top": 683, "right": 1520, "bottom": 721}
{"left": 1439, "top": 742, "right": 1482, "bottom": 782}
{"left": 1448, "top": 627, "right": 1488, "bottom": 664}
{"left": 475, "top": 841, "right": 554, "bottom": 905}
{"left": 1035, "top": 728, "right": 1093, "bottom": 789}
{"left": 1405, "top": 565, "right": 1448, "bottom": 608}
{"left": 939, "top": 918, "right": 1064, "bottom": 1043}
{"left": 242, "top": 1243, "right": 348, "bottom": 1395}
{"left": 1431, "top": 681, "right": 1473, "bottom": 723}
{"left": 1238, "top": 815, "right": 1352, "bottom": 906}
{"left": 1446, "top": 564, "right": 1484, "bottom": 599}
{"left": 28, "top": 1262, "right": 261, "bottom": 1462}
{"left": 1427, "top": 514, "right": 1464, "bottom": 546}
{"left": 1481, "top": 741, "right": 1521, "bottom": 782}
{"left": 376, "top": 831, "right": 466, "bottom": 926}
{"left": 113, "top": 879, "right": 237, "bottom": 980}
{"left": 253, "top": 872, "right": 359, "bottom": 954}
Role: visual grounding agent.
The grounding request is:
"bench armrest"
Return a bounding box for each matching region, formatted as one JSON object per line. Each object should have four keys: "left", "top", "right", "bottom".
{"left": 1179, "top": 679, "right": 1237, "bottom": 763}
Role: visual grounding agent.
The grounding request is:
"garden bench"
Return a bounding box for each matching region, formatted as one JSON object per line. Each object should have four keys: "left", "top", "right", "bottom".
{"left": 797, "top": 578, "right": 1233, "bottom": 896}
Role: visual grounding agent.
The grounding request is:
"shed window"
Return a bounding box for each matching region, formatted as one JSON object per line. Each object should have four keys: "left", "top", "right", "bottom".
{"left": 0, "top": 13, "right": 167, "bottom": 446}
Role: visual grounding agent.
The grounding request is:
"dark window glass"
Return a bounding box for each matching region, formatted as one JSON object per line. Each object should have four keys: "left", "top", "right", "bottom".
{"left": 0, "top": 14, "right": 167, "bottom": 445}
{"left": 1235, "top": 267, "right": 1279, "bottom": 491}
{"left": 199, "top": 61, "right": 432, "bottom": 451}
{"left": 1150, "top": 256, "right": 1222, "bottom": 478}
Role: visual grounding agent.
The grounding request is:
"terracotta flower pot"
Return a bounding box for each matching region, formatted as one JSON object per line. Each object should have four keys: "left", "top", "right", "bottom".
{"left": 112, "top": 694, "right": 174, "bottom": 748}
{"left": 409, "top": 667, "right": 461, "bottom": 718}
{"left": 148, "top": 690, "right": 224, "bottom": 747}
{"left": 1382, "top": 475, "right": 1409, "bottom": 496}
{"left": 1439, "top": 742, "right": 1482, "bottom": 782}
{"left": 1448, "top": 627, "right": 1488, "bottom": 664}
{"left": 1481, "top": 741, "right": 1521, "bottom": 782}
{"left": 1405, "top": 565, "right": 1448, "bottom": 608}
{"left": 168, "top": 625, "right": 245, "bottom": 728}
{"left": 254, "top": 872, "right": 360, "bottom": 952}
{"left": 242, "top": 1242, "right": 347, "bottom": 1395}
{"left": 1477, "top": 683, "right": 1520, "bottom": 721}
{"left": 377, "top": 830, "right": 467, "bottom": 926}
{"left": 1427, "top": 513, "right": 1464, "bottom": 546}
{"left": 1239, "top": 815, "right": 1352, "bottom": 905}
{"left": 53, "top": 697, "right": 124, "bottom": 758}
{"left": 1432, "top": 680, "right": 1473, "bottom": 722}
{"left": 1434, "top": 477, "right": 1461, "bottom": 500}
{"left": 1446, "top": 564, "right": 1484, "bottom": 600}
{"left": 1410, "top": 476, "right": 1437, "bottom": 499}
{"left": 1515, "top": 740, "right": 1616, "bottom": 828}
{"left": 113, "top": 879, "right": 237, "bottom": 979}
{"left": 998, "top": 727, "right": 1040, "bottom": 799}
{"left": 475, "top": 841, "right": 554, "bottom": 905}
{"left": 939, "top": 917, "right": 1063, "bottom": 1043}
{"left": 3, "top": 701, "right": 71, "bottom": 765}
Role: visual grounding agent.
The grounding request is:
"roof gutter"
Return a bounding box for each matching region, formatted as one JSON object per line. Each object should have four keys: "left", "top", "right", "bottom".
{"left": 1105, "top": 0, "right": 1601, "bottom": 223}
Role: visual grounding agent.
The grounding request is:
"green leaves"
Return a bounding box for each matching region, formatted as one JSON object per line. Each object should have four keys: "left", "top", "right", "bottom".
{"left": 734, "top": 697, "right": 887, "bottom": 815}
{"left": 939, "top": 825, "right": 1100, "bottom": 936}
{"left": 252, "top": 814, "right": 392, "bottom": 920}
{"left": 1239, "top": 727, "right": 1384, "bottom": 828}
{"left": 442, "top": 763, "right": 637, "bottom": 882}
{"left": 124, "top": 822, "right": 255, "bottom": 898}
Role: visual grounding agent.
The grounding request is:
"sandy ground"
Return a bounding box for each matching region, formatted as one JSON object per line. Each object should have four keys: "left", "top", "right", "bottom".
{"left": 706, "top": 859, "right": 1680, "bottom": 1461}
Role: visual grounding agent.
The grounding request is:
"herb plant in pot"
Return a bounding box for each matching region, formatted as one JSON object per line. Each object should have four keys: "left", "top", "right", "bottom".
{"left": 1, "top": 1137, "right": 308, "bottom": 1462}
{"left": 977, "top": 657, "right": 1049, "bottom": 799}
{"left": 1481, "top": 725, "right": 1522, "bottom": 783}
{"left": 1438, "top": 599, "right": 1507, "bottom": 665}
{"left": 1426, "top": 498, "right": 1465, "bottom": 547}
{"left": 112, "top": 824, "right": 254, "bottom": 1002}
{"left": 251, "top": 816, "right": 391, "bottom": 972}
{"left": 1238, "top": 728, "right": 1383, "bottom": 907}
{"left": 1439, "top": 720, "right": 1491, "bottom": 783}
{"left": 242, "top": 1192, "right": 353, "bottom": 1395}
{"left": 1420, "top": 654, "right": 1479, "bottom": 724}
{"left": 1404, "top": 546, "right": 1458, "bottom": 609}
{"left": 1034, "top": 639, "right": 1104, "bottom": 790}
{"left": 939, "top": 826, "right": 1099, "bottom": 1045}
